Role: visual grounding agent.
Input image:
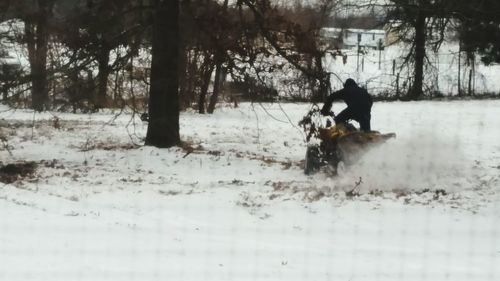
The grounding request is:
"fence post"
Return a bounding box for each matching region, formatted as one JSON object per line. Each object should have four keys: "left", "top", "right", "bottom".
{"left": 457, "top": 43, "right": 462, "bottom": 96}
{"left": 396, "top": 73, "right": 400, "bottom": 98}
{"left": 357, "top": 33, "right": 361, "bottom": 72}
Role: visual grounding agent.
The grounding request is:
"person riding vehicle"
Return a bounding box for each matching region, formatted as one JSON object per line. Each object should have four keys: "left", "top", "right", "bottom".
{"left": 320, "top": 78, "right": 373, "bottom": 132}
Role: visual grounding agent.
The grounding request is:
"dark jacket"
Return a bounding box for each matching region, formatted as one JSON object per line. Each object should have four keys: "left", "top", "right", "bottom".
{"left": 321, "top": 79, "right": 373, "bottom": 116}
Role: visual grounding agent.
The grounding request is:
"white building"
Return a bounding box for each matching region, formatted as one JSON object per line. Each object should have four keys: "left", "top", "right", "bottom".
{"left": 321, "top": 27, "right": 386, "bottom": 50}
{"left": 0, "top": 20, "right": 23, "bottom": 75}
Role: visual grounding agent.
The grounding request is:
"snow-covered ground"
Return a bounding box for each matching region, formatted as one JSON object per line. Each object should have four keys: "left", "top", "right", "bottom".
{"left": 0, "top": 101, "right": 499, "bottom": 281}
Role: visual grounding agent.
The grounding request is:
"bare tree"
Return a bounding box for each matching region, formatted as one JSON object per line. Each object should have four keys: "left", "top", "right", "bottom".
{"left": 241, "top": 0, "right": 337, "bottom": 101}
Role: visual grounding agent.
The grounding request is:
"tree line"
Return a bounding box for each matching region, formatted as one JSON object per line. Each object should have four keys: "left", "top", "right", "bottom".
{"left": 0, "top": 0, "right": 336, "bottom": 109}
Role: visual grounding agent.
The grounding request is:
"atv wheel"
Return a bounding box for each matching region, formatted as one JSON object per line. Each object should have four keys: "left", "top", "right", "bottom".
{"left": 304, "top": 145, "right": 321, "bottom": 175}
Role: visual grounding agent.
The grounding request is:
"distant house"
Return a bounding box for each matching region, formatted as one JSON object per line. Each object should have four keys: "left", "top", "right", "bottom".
{"left": 321, "top": 27, "right": 388, "bottom": 50}
{"left": 319, "top": 28, "right": 343, "bottom": 47}
{"left": 0, "top": 21, "right": 22, "bottom": 76}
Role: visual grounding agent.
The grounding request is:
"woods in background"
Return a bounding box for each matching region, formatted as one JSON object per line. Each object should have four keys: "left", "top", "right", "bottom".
{"left": 0, "top": 0, "right": 336, "bottom": 113}
{"left": 0, "top": 0, "right": 499, "bottom": 147}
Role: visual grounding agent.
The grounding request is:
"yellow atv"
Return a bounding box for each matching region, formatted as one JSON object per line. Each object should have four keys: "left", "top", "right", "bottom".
{"left": 299, "top": 107, "right": 396, "bottom": 175}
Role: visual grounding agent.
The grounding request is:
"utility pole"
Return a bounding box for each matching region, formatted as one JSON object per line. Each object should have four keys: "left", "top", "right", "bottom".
{"left": 378, "top": 39, "right": 383, "bottom": 70}
{"left": 356, "top": 33, "right": 361, "bottom": 72}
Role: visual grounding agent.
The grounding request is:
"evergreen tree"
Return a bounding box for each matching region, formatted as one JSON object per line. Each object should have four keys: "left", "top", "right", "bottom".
{"left": 455, "top": 0, "right": 500, "bottom": 65}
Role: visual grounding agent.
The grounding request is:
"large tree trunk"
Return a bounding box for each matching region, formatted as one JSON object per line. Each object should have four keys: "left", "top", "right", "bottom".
{"left": 145, "top": 0, "right": 180, "bottom": 148}
{"left": 408, "top": 8, "right": 426, "bottom": 100}
{"left": 25, "top": 0, "right": 53, "bottom": 111}
{"left": 96, "top": 46, "right": 111, "bottom": 109}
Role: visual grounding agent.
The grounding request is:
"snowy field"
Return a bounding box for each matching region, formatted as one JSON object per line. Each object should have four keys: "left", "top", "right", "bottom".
{"left": 0, "top": 100, "right": 499, "bottom": 281}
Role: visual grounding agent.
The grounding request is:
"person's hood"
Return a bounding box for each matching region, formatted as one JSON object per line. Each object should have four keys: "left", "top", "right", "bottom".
{"left": 343, "top": 78, "right": 357, "bottom": 88}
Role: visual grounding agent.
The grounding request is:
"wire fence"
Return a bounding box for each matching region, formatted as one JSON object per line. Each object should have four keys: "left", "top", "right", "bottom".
{"left": 0, "top": 100, "right": 499, "bottom": 281}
